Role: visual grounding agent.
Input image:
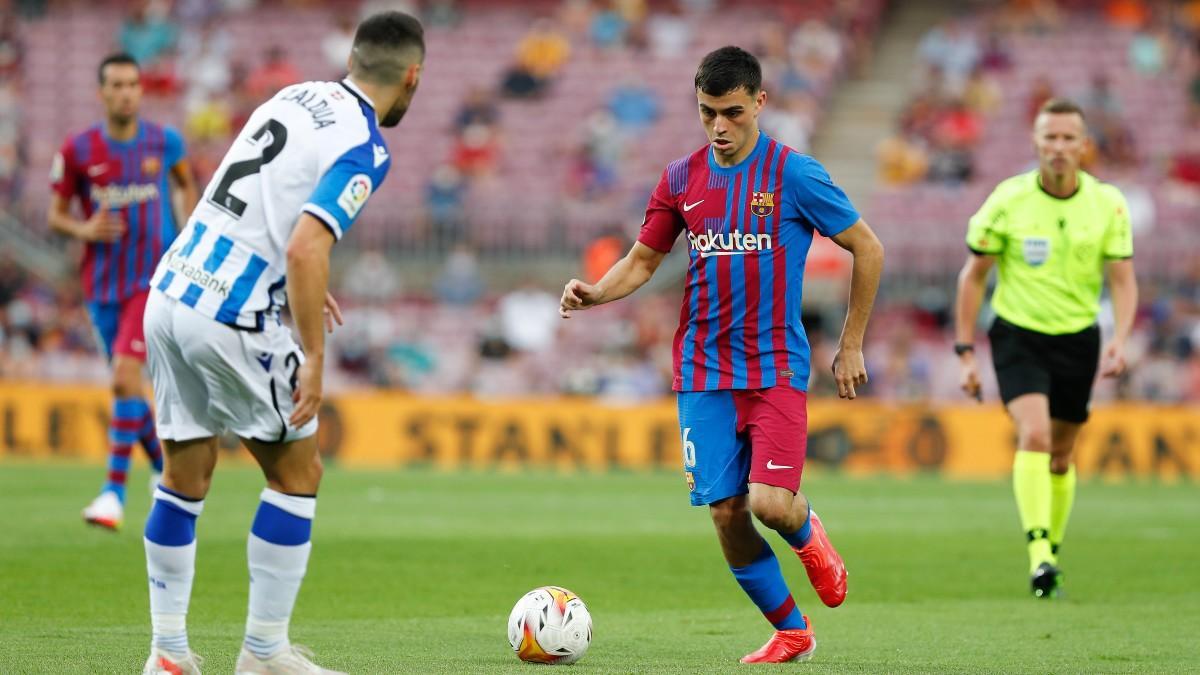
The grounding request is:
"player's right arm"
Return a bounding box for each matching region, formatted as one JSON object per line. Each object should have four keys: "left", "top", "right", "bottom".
{"left": 560, "top": 242, "right": 667, "bottom": 318}
{"left": 285, "top": 213, "right": 335, "bottom": 428}
{"left": 560, "top": 166, "right": 681, "bottom": 318}
{"left": 46, "top": 144, "right": 125, "bottom": 242}
{"left": 955, "top": 185, "right": 1007, "bottom": 400}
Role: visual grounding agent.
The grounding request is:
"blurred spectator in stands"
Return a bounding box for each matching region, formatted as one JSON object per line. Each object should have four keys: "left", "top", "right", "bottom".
{"left": 426, "top": 164, "right": 467, "bottom": 248}
{"left": 119, "top": 0, "right": 178, "bottom": 93}
{"left": 927, "top": 99, "right": 979, "bottom": 184}
{"left": 1105, "top": 0, "right": 1150, "bottom": 30}
{"left": 435, "top": 244, "right": 484, "bottom": 306}
{"left": 454, "top": 86, "right": 500, "bottom": 133}
{"left": 245, "top": 46, "right": 301, "bottom": 100}
{"left": 606, "top": 76, "right": 660, "bottom": 136}
{"left": 1129, "top": 24, "right": 1168, "bottom": 75}
{"left": 918, "top": 18, "right": 980, "bottom": 94}
{"left": 558, "top": 0, "right": 593, "bottom": 37}
{"left": 761, "top": 91, "right": 815, "bottom": 154}
{"left": 342, "top": 250, "right": 401, "bottom": 305}
{"left": 1025, "top": 75, "right": 1054, "bottom": 122}
{"left": 119, "top": 0, "right": 176, "bottom": 66}
{"left": 1078, "top": 73, "right": 1136, "bottom": 165}
{"left": 423, "top": 0, "right": 461, "bottom": 28}
{"left": 0, "top": 78, "right": 19, "bottom": 204}
{"left": 963, "top": 65, "right": 1002, "bottom": 115}
{"left": 648, "top": 3, "right": 690, "bottom": 59}
{"left": 877, "top": 128, "right": 929, "bottom": 186}
{"left": 0, "top": 8, "right": 20, "bottom": 80}
{"left": 979, "top": 30, "right": 1012, "bottom": 72}
{"left": 590, "top": 1, "right": 630, "bottom": 49}
{"left": 790, "top": 18, "right": 843, "bottom": 86}
{"left": 582, "top": 228, "right": 628, "bottom": 284}
{"left": 900, "top": 88, "right": 945, "bottom": 143}
{"left": 451, "top": 123, "right": 501, "bottom": 177}
{"left": 178, "top": 18, "right": 231, "bottom": 108}
{"left": 580, "top": 109, "right": 624, "bottom": 197}
{"left": 497, "top": 281, "right": 560, "bottom": 353}
{"left": 321, "top": 13, "right": 356, "bottom": 76}
{"left": 502, "top": 19, "right": 570, "bottom": 99}
{"left": 185, "top": 94, "right": 233, "bottom": 143}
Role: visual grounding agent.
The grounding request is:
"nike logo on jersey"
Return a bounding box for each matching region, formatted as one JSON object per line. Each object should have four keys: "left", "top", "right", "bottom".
{"left": 683, "top": 200, "right": 704, "bottom": 212}
{"left": 373, "top": 144, "right": 389, "bottom": 168}
{"left": 256, "top": 352, "right": 273, "bottom": 372}
{"left": 766, "top": 460, "right": 794, "bottom": 470}
{"left": 88, "top": 164, "right": 107, "bottom": 177}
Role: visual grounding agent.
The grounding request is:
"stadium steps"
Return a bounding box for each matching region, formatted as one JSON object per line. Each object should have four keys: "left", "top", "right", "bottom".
{"left": 809, "top": 0, "right": 953, "bottom": 207}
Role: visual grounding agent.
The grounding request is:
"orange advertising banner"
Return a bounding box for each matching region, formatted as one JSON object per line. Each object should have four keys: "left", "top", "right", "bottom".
{"left": 1, "top": 382, "right": 1195, "bottom": 480}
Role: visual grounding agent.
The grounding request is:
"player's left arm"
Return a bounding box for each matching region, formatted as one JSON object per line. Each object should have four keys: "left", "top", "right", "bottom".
{"left": 1100, "top": 187, "right": 1137, "bottom": 378}
{"left": 789, "top": 155, "right": 883, "bottom": 399}
{"left": 1102, "top": 258, "right": 1137, "bottom": 377}
{"left": 164, "top": 128, "right": 199, "bottom": 221}
{"left": 830, "top": 219, "right": 885, "bottom": 400}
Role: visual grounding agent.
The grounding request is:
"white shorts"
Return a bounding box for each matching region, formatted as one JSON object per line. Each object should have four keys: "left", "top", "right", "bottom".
{"left": 144, "top": 289, "right": 318, "bottom": 443}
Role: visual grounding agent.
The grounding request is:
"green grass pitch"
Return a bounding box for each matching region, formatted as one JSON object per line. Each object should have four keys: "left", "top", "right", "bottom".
{"left": 0, "top": 462, "right": 1197, "bottom": 673}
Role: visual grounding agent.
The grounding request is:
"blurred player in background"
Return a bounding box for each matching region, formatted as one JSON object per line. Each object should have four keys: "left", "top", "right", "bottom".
{"left": 560, "top": 46, "right": 884, "bottom": 663}
{"left": 48, "top": 53, "right": 199, "bottom": 531}
{"left": 955, "top": 98, "right": 1137, "bottom": 599}
{"left": 137, "top": 12, "right": 422, "bottom": 674}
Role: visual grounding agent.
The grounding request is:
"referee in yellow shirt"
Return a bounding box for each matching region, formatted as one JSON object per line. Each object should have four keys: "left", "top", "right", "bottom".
{"left": 954, "top": 99, "right": 1138, "bottom": 598}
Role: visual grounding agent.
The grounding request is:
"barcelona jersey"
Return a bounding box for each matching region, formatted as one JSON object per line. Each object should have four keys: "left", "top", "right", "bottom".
{"left": 51, "top": 121, "right": 186, "bottom": 303}
{"left": 638, "top": 133, "right": 860, "bottom": 392}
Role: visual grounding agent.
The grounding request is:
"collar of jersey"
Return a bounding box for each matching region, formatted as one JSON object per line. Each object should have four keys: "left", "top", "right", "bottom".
{"left": 707, "top": 131, "right": 768, "bottom": 175}
{"left": 101, "top": 120, "right": 143, "bottom": 148}
{"left": 340, "top": 78, "right": 377, "bottom": 111}
{"left": 1034, "top": 170, "right": 1084, "bottom": 201}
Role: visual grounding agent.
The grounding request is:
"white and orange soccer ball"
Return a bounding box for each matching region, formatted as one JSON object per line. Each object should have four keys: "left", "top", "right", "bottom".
{"left": 507, "top": 586, "right": 592, "bottom": 665}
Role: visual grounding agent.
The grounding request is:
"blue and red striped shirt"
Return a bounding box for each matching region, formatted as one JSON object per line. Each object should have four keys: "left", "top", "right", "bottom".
{"left": 638, "top": 133, "right": 859, "bottom": 392}
{"left": 51, "top": 121, "right": 186, "bottom": 303}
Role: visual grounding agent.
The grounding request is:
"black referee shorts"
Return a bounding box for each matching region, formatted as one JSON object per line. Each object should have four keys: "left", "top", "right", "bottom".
{"left": 987, "top": 317, "right": 1101, "bottom": 424}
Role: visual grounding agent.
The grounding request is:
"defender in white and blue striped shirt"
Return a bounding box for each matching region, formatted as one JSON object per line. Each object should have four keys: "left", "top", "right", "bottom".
{"left": 139, "top": 12, "right": 425, "bottom": 675}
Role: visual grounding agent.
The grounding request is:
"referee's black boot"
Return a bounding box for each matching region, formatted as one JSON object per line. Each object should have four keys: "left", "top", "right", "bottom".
{"left": 1030, "top": 562, "right": 1062, "bottom": 599}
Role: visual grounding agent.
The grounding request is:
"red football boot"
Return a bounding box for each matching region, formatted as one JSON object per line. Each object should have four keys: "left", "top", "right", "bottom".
{"left": 793, "top": 511, "right": 847, "bottom": 607}
{"left": 740, "top": 619, "right": 816, "bottom": 664}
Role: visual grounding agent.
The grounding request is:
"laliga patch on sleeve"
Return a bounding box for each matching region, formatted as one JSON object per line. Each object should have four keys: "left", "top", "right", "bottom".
{"left": 337, "top": 174, "right": 373, "bottom": 218}
{"left": 50, "top": 152, "right": 65, "bottom": 182}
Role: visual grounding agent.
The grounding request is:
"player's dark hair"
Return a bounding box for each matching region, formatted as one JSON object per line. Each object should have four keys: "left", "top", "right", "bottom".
{"left": 1039, "top": 98, "right": 1086, "bottom": 121}
{"left": 350, "top": 11, "right": 425, "bottom": 83}
{"left": 695, "top": 46, "right": 762, "bottom": 96}
{"left": 97, "top": 53, "right": 139, "bottom": 85}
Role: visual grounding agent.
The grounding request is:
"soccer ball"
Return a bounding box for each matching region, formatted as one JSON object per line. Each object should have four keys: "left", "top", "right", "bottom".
{"left": 507, "top": 586, "right": 592, "bottom": 665}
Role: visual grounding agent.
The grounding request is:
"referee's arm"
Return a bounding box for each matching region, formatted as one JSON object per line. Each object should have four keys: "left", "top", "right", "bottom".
{"left": 1101, "top": 258, "right": 1138, "bottom": 377}
{"left": 954, "top": 252, "right": 995, "bottom": 399}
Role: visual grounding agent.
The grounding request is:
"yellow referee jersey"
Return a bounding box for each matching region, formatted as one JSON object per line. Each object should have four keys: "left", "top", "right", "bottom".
{"left": 966, "top": 170, "right": 1133, "bottom": 335}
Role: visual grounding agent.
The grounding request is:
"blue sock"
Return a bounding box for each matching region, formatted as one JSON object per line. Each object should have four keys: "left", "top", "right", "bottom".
{"left": 102, "top": 398, "right": 145, "bottom": 502}
{"left": 779, "top": 504, "right": 813, "bottom": 549}
{"left": 730, "top": 541, "right": 807, "bottom": 630}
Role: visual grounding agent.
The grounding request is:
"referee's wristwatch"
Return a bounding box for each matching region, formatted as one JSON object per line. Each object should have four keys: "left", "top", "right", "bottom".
{"left": 953, "top": 343, "right": 975, "bottom": 356}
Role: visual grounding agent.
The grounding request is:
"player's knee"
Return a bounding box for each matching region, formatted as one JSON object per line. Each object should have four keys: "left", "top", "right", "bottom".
{"left": 1049, "top": 454, "right": 1072, "bottom": 474}
{"left": 749, "top": 501, "right": 790, "bottom": 532}
{"left": 708, "top": 498, "right": 750, "bottom": 533}
{"left": 272, "top": 454, "right": 324, "bottom": 495}
{"left": 1018, "top": 424, "right": 1051, "bottom": 453}
{"left": 162, "top": 467, "right": 211, "bottom": 499}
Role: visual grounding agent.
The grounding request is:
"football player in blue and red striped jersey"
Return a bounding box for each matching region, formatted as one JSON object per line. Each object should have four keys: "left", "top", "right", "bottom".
{"left": 560, "top": 46, "right": 884, "bottom": 664}
{"left": 48, "top": 53, "right": 198, "bottom": 530}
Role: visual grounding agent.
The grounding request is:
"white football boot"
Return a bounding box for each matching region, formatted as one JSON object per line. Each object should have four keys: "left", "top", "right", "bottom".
{"left": 235, "top": 645, "right": 345, "bottom": 674}
{"left": 142, "top": 647, "right": 203, "bottom": 674}
{"left": 82, "top": 491, "right": 123, "bottom": 531}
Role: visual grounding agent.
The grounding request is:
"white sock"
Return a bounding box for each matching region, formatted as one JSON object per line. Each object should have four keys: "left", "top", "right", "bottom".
{"left": 144, "top": 487, "right": 204, "bottom": 655}
{"left": 245, "top": 488, "right": 316, "bottom": 659}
